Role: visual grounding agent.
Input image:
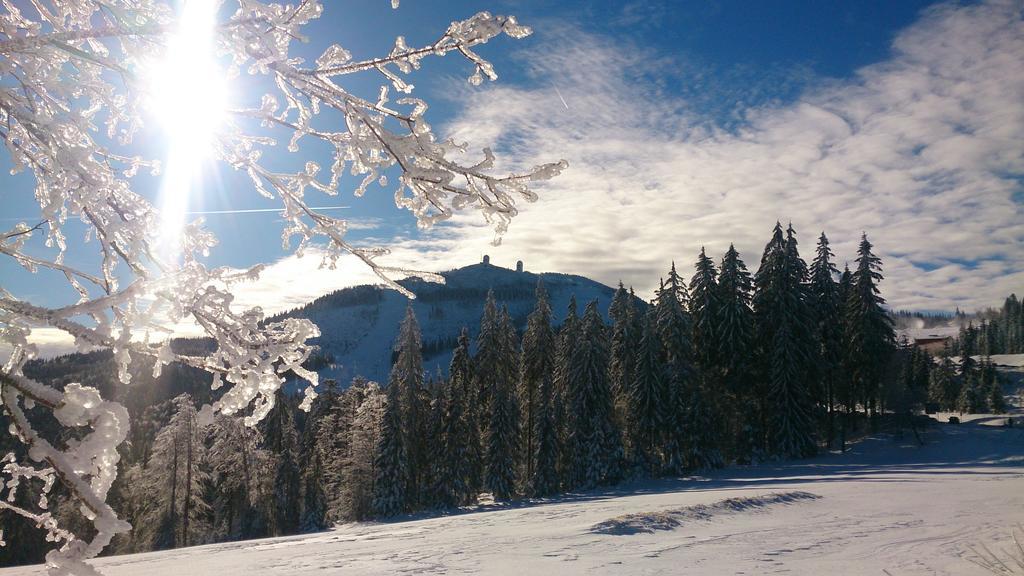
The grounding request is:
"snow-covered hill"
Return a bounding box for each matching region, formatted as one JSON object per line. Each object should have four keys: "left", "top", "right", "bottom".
{"left": 6, "top": 417, "right": 1021, "bottom": 575}
{"left": 278, "top": 258, "right": 625, "bottom": 385}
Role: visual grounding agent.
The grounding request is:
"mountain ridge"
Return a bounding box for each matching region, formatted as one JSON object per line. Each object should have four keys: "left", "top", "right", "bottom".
{"left": 275, "top": 257, "right": 629, "bottom": 385}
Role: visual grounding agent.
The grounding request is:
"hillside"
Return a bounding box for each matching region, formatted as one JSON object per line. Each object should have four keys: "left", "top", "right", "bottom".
{"left": 277, "top": 258, "right": 625, "bottom": 384}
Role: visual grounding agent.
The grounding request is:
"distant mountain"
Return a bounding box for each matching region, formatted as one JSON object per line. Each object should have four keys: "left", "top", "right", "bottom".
{"left": 273, "top": 257, "right": 630, "bottom": 385}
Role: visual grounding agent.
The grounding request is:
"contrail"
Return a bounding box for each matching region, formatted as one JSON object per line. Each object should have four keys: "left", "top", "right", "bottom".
{"left": 184, "top": 205, "right": 350, "bottom": 215}
{"left": 1, "top": 205, "right": 352, "bottom": 221}
{"left": 555, "top": 87, "right": 569, "bottom": 110}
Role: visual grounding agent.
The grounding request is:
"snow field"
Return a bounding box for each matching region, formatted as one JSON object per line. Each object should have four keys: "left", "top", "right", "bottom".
{"left": 4, "top": 417, "right": 1021, "bottom": 575}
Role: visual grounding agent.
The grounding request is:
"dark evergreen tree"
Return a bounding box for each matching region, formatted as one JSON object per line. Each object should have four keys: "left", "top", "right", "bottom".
{"left": 716, "top": 244, "right": 754, "bottom": 392}
{"left": 298, "top": 380, "right": 340, "bottom": 531}
{"left": 957, "top": 371, "right": 985, "bottom": 414}
{"left": 628, "top": 308, "right": 666, "bottom": 474}
{"left": 567, "top": 301, "right": 623, "bottom": 488}
{"left": 686, "top": 248, "right": 725, "bottom": 470}
{"left": 431, "top": 333, "right": 476, "bottom": 507}
{"left": 552, "top": 296, "right": 579, "bottom": 489}
{"left": 808, "top": 232, "right": 842, "bottom": 447}
{"left": 475, "top": 290, "right": 503, "bottom": 421}
{"left": 836, "top": 264, "right": 856, "bottom": 450}
{"left": 484, "top": 307, "right": 520, "bottom": 500}
{"left": 715, "top": 244, "right": 756, "bottom": 460}
{"left": 262, "top": 391, "right": 301, "bottom": 536}
{"left": 928, "top": 344, "right": 960, "bottom": 411}
{"left": 844, "top": 233, "right": 895, "bottom": 418}
{"left": 372, "top": 382, "right": 407, "bottom": 517}
{"left": 655, "top": 264, "right": 695, "bottom": 474}
{"left": 690, "top": 247, "right": 721, "bottom": 372}
{"left": 608, "top": 282, "right": 640, "bottom": 453}
{"left": 520, "top": 280, "right": 558, "bottom": 496}
{"left": 754, "top": 223, "right": 817, "bottom": 459}
{"left": 390, "top": 305, "right": 426, "bottom": 506}
{"left": 140, "top": 395, "right": 212, "bottom": 549}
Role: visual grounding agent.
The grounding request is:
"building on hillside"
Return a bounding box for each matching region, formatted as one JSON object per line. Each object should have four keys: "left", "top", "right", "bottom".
{"left": 913, "top": 335, "right": 953, "bottom": 354}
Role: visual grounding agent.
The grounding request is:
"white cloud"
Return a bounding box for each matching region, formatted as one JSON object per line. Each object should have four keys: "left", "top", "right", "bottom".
{"left": 359, "top": 0, "right": 1023, "bottom": 312}
{"left": 25, "top": 0, "right": 1019, "bottom": 358}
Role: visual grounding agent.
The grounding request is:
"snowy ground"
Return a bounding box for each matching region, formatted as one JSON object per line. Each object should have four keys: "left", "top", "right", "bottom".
{"left": 5, "top": 417, "right": 1023, "bottom": 576}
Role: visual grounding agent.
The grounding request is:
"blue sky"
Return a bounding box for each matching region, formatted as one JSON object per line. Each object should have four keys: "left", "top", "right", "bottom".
{"left": 2, "top": 0, "right": 1023, "bottom": 352}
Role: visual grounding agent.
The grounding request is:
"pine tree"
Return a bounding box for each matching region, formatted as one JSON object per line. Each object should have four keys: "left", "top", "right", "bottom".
{"left": 390, "top": 304, "right": 426, "bottom": 507}
{"left": 752, "top": 224, "right": 788, "bottom": 454}
{"left": 552, "top": 296, "right": 579, "bottom": 489}
{"left": 628, "top": 309, "right": 666, "bottom": 474}
{"left": 836, "top": 264, "right": 856, "bottom": 449}
{"left": 754, "top": 223, "right": 817, "bottom": 459}
{"left": 690, "top": 247, "right": 721, "bottom": 372}
{"left": 520, "top": 280, "right": 558, "bottom": 496}
{"left": 298, "top": 380, "right": 340, "bottom": 531}
{"left": 988, "top": 374, "right": 1007, "bottom": 414}
{"left": 845, "top": 233, "right": 895, "bottom": 418}
{"left": 373, "top": 382, "right": 407, "bottom": 517}
{"left": 567, "top": 301, "right": 623, "bottom": 489}
{"left": 484, "top": 307, "right": 520, "bottom": 500}
{"left": 656, "top": 264, "right": 695, "bottom": 474}
{"left": 449, "top": 327, "right": 482, "bottom": 495}
{"left": 345, "top": 382, "right": 386, "bottom": 521}
{"left": 957, "top": 372, "right": 984, "bottom": 414}
{"left": 208, "top": 414, "right": 271, "bottom": 541}
{"left": 808, "top": 232, "right": 842, "bottom": 447}
{"left": 929, "top": 344, "right": 960, "bottom": 411}
{"left": 262, "top": 390, "right": 301, "bottom": 536}
{"left": 432, "top": 332, "right": 476, "bottom": 507}
{"left": 716, "top": 244, "right": 756, "bottom": 460}
{"left": 475, "top": 290, "right": 502, "bottom": 406}
{"left": 687, "top": 248, "right": 725, "bottom": 470}
{"left": 717, "top": 245, "right": 754, "bottom": 392}
{"left": 608, "top": 283, "right": 640, "bottom": 453}
{"left": 139, "top": 395, "right": 212, "bottom": 549}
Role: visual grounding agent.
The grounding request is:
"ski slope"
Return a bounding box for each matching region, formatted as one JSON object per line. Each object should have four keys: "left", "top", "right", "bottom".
{"left": 5, "top": 418, "right": 1022, "bottom": 575}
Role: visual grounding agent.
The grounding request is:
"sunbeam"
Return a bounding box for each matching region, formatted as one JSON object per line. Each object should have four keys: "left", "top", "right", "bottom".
{"left": 149, "top": 0, "right": 227, "bottom": 261}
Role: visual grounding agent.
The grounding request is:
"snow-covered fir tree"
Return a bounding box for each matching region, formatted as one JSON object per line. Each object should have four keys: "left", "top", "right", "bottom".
{"left": 373, "top": 383, "right": 408, "bottom": 517}
{"left": 567, "top": 301, "right": 623, "bottom": 489}
{"left": 484, "top": 307, "right": 520, "bottom": 501}
{"left": 430, "top": 338, "right": 476, "bottom": 507}
{"left": 690, "top": 247, "right": 721, "bottom": 373}
{"left": 344, "top": 382, "right": 387, "bottom": 521}
{"left": 261, "top": 391, "right": 302, "bottom": 536}
{"left": 808, "top": 233, "right": 843, "bottom": 447}
{"left": 552, "top": 296, "right": 580, "bottom": 489}
{"left": 608, "top": 283, "right": 641, "bottom": 449}
{"left": 845, "top": 233, "right": 896, "bottom": 417}
{"left": 207, "top": 414, "right": 272, "bottom": 541}
{"left": 715, "top": 244, "right": 756, "bottom": 460}
{"left": 475, "top": 290, "right": 504, "bottom": 427}
{"left": 928, "top": 344, "right": 960, "bottom": 411}
{"left": 390, "top": 305, "right": 427, "bottom": 506}
{"left": 299, "top": 380, "right": 341, "bottom": 531}
{"left": 655, "top": 264, "right": 695, "bottom": 474}
{"left": 136, "top": 395, "right": 212, "bottom": 550}
{"left": 450, "top": 328, "right": 483, "bottom": 495}
{"left": 520, "top": 280, "right": 559, "bottom": 496}
{"left": 629, "top": 309, "right": 667, "bottom": 474}
{"left": 754, "top": 224, "right": 817, "bottom": 459}
{"left": 686, "top": 248, "right": 725, "bottom": 470}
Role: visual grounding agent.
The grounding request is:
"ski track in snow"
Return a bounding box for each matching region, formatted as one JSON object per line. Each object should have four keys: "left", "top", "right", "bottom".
{"left": 3, "top": 420, "right": 1023, "bottom": 575}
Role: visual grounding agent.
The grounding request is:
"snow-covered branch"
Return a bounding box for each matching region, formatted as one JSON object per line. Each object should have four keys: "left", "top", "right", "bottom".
{"left": 0, "top": 0, "right": 562, "bottom": 571}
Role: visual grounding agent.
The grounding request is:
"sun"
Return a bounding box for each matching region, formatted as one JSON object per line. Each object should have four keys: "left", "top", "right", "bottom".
{"left": 146, "top": 0, "right": 228, "bottom": 260}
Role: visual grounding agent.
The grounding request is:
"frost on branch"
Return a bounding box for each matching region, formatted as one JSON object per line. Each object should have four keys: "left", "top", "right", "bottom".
{"left": 0, "top": 0, "right": 563, "bottom": 572}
